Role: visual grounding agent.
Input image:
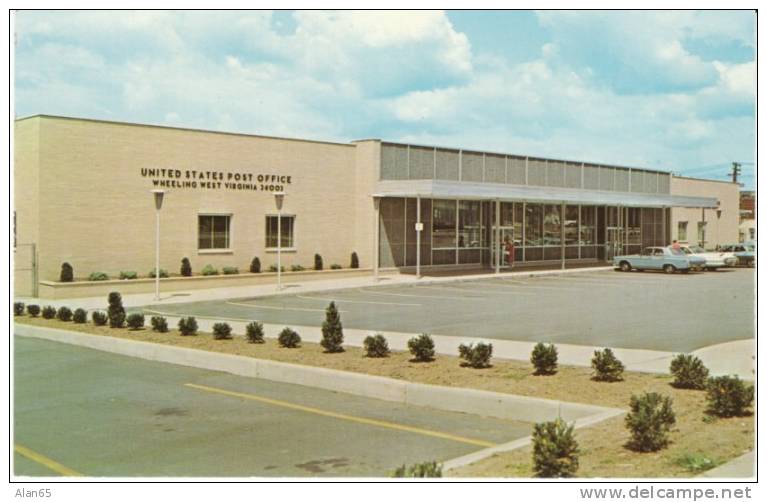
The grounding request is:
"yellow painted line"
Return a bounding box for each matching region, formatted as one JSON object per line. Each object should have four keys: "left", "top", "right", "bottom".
{"left": 226, "top": 301, "right": 348, "bottom": 313}
{"left": 296, "top": 295, "right": 421, "bottom": 307}
{"left": 14, "top": 444, "right": 83, "bottom": 477}
{"left": 185, "top": 383, "right": 496, "bottom": 448}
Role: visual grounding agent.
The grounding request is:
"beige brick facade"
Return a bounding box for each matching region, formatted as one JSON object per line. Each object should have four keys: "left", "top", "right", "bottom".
{"left": 670, "top": 176, "right": 740, "bottom": 248}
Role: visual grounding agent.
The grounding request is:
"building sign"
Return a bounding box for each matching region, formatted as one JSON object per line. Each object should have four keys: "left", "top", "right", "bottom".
{"left": 140, "top": 168, "right": 292, "bottom": 192}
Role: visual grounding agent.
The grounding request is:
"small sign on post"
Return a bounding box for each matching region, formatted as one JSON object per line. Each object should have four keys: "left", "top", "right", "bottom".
{"left": 415, "top": 222, "right": 424, "bottom": 232}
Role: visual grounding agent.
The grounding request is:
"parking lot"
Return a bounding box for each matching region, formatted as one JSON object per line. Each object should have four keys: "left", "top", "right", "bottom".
{"left": 142, "top": 268, "right": 755, "bottom": 353}
{"left": 14, "top": 337, "right": 531, "bottom": 477}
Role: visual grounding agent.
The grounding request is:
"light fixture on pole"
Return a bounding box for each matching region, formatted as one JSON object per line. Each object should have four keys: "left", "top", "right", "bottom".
{"left": 151, "top": 189, "right": 165, "bottom": 301}
{"left": 274, "top": 192, "right": 286, "bottom": 291}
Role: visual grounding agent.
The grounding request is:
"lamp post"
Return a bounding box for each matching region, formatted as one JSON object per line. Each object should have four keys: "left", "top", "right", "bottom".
{"left": 151, "top": 189, "right": 165, "bottom": 301}
{"left": 274, "top": 192, "right": 285, "bottom": 290}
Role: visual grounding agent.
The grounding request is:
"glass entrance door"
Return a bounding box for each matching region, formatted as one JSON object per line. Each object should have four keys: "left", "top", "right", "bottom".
{"left": 491, "top": 226, "right": 515, "bottom": 268}
{"left": 605, "top": 227, "right": 623, "bottom": 261}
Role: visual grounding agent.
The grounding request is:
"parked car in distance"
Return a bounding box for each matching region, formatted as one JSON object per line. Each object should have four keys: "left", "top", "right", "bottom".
{"left": 719, "top": 242, "right": 756, "bottom": 267}
{"left": 678, "top": 245, "right": 737, "bottom": 270}
{"left": 613, "top": 246, "right": 706, "bottom": 274}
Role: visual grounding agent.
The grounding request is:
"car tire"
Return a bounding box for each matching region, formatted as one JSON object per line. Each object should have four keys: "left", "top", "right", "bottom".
{"left": 619, "top": 261, "right": 631, "bottom": 272}
{"left": 681, "top": 269, "right": 690, "bottom": 274}
{"left": 663, "top": 264, "right": 676, "bottom": 274}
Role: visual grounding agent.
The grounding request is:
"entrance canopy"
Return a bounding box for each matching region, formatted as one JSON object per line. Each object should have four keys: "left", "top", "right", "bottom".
{"left": 373, "top": 179, "right": 719, "bottom": 208}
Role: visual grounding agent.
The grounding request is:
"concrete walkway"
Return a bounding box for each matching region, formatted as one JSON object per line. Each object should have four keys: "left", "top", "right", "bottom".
{"left": 698, "top": 451, "right": 755, "bottom": 479}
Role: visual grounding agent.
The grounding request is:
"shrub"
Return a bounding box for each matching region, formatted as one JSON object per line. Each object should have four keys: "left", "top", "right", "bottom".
{"left": 330, "top": 264, "right": 342, "bottom": 270}
{"left": 42, "top": 306, "right": 57, "bottom": 319}
{"left": 222, "top": 267, "right": 239, "bottom": 275}
{"left": 363, "top": 334, "right": 390, "bottom": 358}
{"left": 14, "top": 302, "right": 24, "bottom": 316}
{"left": 350, "top": 251, "right": 359, "bottom": 269}
{"left": 458, "top": 342, "right": 493, "bottom": 368}
{"left": 126, "top": 313, "right": 145, "bottom": 330}
{"left": 670, "top": 354, "right": 709, "bottom": 390}
{"left": 245, "top": 321, "right": 265, "bottom": 343}
{"left": 278, "top": 327, "right": 301, "bottom": 348}
{"left": 392, "top": 461, "right": 442, "bottom": 478}
{"left": 705, "top": 376, "right": 754, "bottom": 417}
{"left": 290, "top": 265, "right": 305, "bottom": 272}
{"left": 268, "top": 265, "right": 285, "bottom": 272}
{"left": 119, "top": 271, "right": 138, "bottom": 280}
{"left": 408, "top": 333, "right": 435, "bottom": 362}
{"left": 151, "top": 316, "right": 169, "bottom": 333}
{"left": 92, "top": 311, "right": 108, "bottom": 326}
{"left": 320, "top": 301, "right": 344, "bottom": 353}
{"left": 625, "top": 392, "right": 676, "bottom": 452}
{"left": 201, "top": 264, "right": 219, "bottom": 276}
{"left": 673, "top": 453, "right": 721, "bottom": 474}
{"left": 591, "top": 348, "right": 625, "bottom": 382}
{"left": 26, "top": 304, "right": 40, "bottom": 317}
{"left": 314, "top": 253, "right": 323, "bottom": 271}
{"left": 250, "top": 256, "right": 261, "bottom": 273}
{"left": 148, "top": 268, "right": 169, "bottom": 278}
{"left": 213, "top": 322, "right": 233, "bottom": 340}
{"left": 60, "top": 262, "right": 73, "bottom": 282}
{"left": 180, "top": 257, "right": 192, "bottom": 277}
{"left": 532, "top": 418, "right": 580, "bottom": 478}
{"left": 178, "top": 317, "right": 198, "bottom": 336}
{"left": 72, "top": 308, "right": 87, "bottom": 324}
{"left": 56, "top": 306, "right": 73, "bottom": 322}
{"left": 107, "top": 292, "right": 125, "bottom": 328}
{"left": 531, "top": 342, "right": 558, "bottom": 375}
{"left": 88, "top": 271, "right": 109, "bottom": 281}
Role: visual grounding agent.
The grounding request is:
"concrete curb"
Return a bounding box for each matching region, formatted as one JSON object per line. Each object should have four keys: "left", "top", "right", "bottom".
{"left": 697, "top": 451, "right": 755, "bottom": 479}
{"left": 15, "top": 322, "right": 621, "bottom": 428}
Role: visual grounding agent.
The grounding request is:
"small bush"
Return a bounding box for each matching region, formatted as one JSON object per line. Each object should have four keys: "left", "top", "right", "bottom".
{"left": 673, "top": 453, "right": 721, "bottom": 474}
{"left": 591, "top": 348, "right": 625, "bottom": 382}
{"left": 14, "top": 302, "right": 25, "bottom": 316}
{"left": 148, "top": 268, "right": 169, "bottom": 278}
{"left": 320, "top": 302, "right": 344, "bottom": 353}
{"left": 670, "top": 354, "right": 709, "bottom": 390}
{"left": 330, "top": 264, "right": 342, "bottom": 270}
{"left": 107, "top": 292, "right": 125, "bottom": 328}
{"left": 56, "top": 306, "right": 73, "bottom": 322}
{"left": 181, "top": 257, "right": 192, "bottom": 277}
{"left": 26, "top": 304, "right": 40, "bottom": 317}
{"left": 532, "top": 418, "right": 580, "bottom": 478}
{"left": 126, "top": 313, "right": 145, "bottom": 330}
{"left": 92, "top": 311, "right": 108, "bottom": 326}
{"left": 213, "top": 322, "right": 233, "bottom": 340}
{"left": 531, "top": 342, "right": 558, "bottom": 375}
{"left": 278, "top": 327, "right": 301, "bottom": 348}
{"left": 290, "top": 264, "right": 305, "bottom": 272}
{"left": 222, "top": 267, "right": 239, "bottom": 275}
{"left": 178, "top": 317, "right": 198, "bottom": 336}
{"left": 88, "top": 271, "right": 109, "bottom": 281}
{"left": 625, "top": 392, "right": 676, "bottom": 452}
{"left": 314, "top": 253, "right": 323, "bottom": 271}
{"left": 60, "top": 262, "right": 74, "bottom": 282}
{"left": 458, "top": 342, "right": 493, "bottom": 368}
{"left": 350, "top": 251, "right": 359, "bottom": 269}
{"left": 268, "top": 265, "right": 285, "bottom": 272}
{"left": 201, "top": 264, "right": 218, "bottom": 276}
{"left": 42, "top": 306, "right": 57, "bottom": 319}
{"left": 250, "top": 256, "right": 261, "bottom": 273}
{"left": 245, "top": 321, "right": 265, "bottom": 343}
{"left": 119, "top": 271, "right": 138, "bottom": 280}
{"left": 705, "top": 376, "right": 754, "bottom": 417}
{"left": 72, "top": 308, "right": 87, "bottom": 324}
{"left": 392, "top": 462, "right": 442, "bottom": 478}
{"left": 151, "top": 316, "right": 169, "bottom": 333}
{"left": 363, "top": 334, "right": 390, "bottom": 358}
{"left": 408, "top": 333, "right": 435, "bottom": 362}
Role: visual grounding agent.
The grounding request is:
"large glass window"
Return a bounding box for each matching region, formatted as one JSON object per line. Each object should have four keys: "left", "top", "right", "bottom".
{"left": 525, "top": 204, "right": 543, "bottom": 246}
{"left": 697, "top": 221, "right": 707, "bottom": 245}
{"left": 198, "top": 215, "right": 231, "bottom": 250}
{"left": 432, "top": 200, "right": 457, "bottom": 248}
{"left": 543, "top": 205, "right": 561, "bottom": 246}
{"left": 265, "top": 215, "right": 295, "bottom": 248}
{"left": 627, "top": 208, "right": 641, "bottom": 244}
{"left": 513, "top": 203, "right": 523, "bottom": 245}
{"left": 678, "top": 221, "right": 688, "bottom": 242}
{"left": 565, "top": 205, "right": 579, "bottom": 245}
{"left": 458, "top": 201, "right": 483, "bottom": 248}
{"left": 580, "top": 206, "right": 596, "bottom": 244}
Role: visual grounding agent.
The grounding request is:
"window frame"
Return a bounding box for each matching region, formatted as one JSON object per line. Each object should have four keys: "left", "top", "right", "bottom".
{"left": 197, "top": 213, "right": 233, "bottom": 253}
{"left": 265, "top": 213, "right": 297, "bottom": 251}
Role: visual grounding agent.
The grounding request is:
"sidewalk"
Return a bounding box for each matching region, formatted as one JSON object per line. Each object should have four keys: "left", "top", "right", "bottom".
{"left": 698, "top": 451, "right": 755, "bottom": 479}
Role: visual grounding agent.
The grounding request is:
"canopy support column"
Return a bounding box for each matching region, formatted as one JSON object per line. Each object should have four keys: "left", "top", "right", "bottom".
{"left": 561, "top": 202, "right": 566, "bottom": 270}
{"left": 416, "top": 196, "right": 421, "bottom": 279}
{"left": 495, "top": 199, "right": 501, "bottom": 274}
{"left": 373, "top": 197, "right": 380, "bottom": 281}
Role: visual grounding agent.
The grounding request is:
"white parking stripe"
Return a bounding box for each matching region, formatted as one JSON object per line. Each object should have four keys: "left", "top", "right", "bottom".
{"left": 295, "top": 295, "right": 421, "bottom": 307}
{"left": 417, "top": 285, "right": 536, "bottom": 296}
{"left": 226, "top": 301, "right": 347, "bottom": 313}
{"left": 359, "top": 289, "right": 484, "bottom": 301}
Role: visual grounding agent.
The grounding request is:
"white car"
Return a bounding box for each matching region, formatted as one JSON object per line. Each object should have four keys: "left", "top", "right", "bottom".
{"left": 677, "top": 245, "right": 738, "bottom": 270}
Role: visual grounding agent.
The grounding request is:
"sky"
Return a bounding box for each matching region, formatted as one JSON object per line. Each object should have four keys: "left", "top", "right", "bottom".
{"left": 13, "top": 10, "right": 756, "bottom": 188}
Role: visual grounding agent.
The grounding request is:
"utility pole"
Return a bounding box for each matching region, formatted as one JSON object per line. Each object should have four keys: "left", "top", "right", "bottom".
{"left": 731, "top": 162, "right": 742, "bottom": 183}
